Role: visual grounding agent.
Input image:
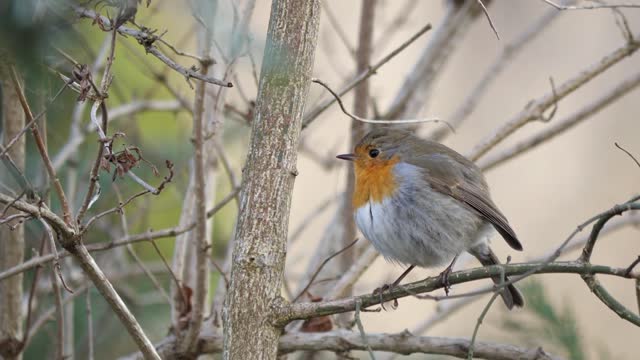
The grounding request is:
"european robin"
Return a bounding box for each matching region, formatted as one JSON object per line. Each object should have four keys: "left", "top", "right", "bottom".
{"left": 337, "top": 128, "right": 524, "bottom": 309}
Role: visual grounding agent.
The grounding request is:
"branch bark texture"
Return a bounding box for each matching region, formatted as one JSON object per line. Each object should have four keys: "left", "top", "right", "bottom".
{"left": 222, "top": 0, "right": 321, "bottom": 359}
{"left": 0, "top": 63, "right": 26, "bottom": 360}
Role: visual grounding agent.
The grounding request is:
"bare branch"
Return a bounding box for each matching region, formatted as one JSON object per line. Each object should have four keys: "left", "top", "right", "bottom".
{"left": 0, "top": 187, "right": 240, "bottom": 282}
{"left": 281, "top": 261, "right": 638, "bottom": 323}
{"left": 320, "top": 1, "right": 356, "bottom": 59}
{"left": 384, "top": 1, "right": 485, "bottom": 120}
{"left": 302, "top": 23, "right": 432, "bottom": 128}
{"left": 541, "top": 0, "right": 640, "bottom": 10}
{"left": 223, "top": 0, "right": 321, "bottom": 357}
{"left": 431, "top": 5, "right": 565, "bottom": 141}
{"left": 179, "top": 37, "right": 213, "bottom": 352}
{"left": 467, "top": 291, "right": 501, "bottom": 360}
{"left": 468, "top": 32, "right": 640, "bottom": 161}
{"left": 9, "top": 67, "right": 73, "bottom": 225}
{"left": 479, "top": 70, "right": 640, "bottom": 170}
{"left": 411, "top": 212, "right": 640, "bottom": 335}
{"left": 476, "top": 0, "right": 500, "bottom": 39}
{"left": 0, "top": 192, "right": 74, "bottom": 238}
{"left": 615, "top": 142, "right": 640, "bottom": 170}
{"left": 66, "top": 243, "right": 161, "bottom": 359}
{"left": 293, "top": 239, "right": 359, "bottom": 302}
{"left": 326, "top": 245, "right": 379, "bottom": 300}
{"left": 138, "top": 328, "right": 562, "bottom": 360}
{"left": 44, "top": 219, "right": 66, "bottom": 360}
{"left": 85, "top": 287, "right": 94, "bottom": 360}
{"left": 311, "top": 78, "right": 450, "bottom": 128}
{"left": 73, "top": 6, "right": 233, "bottom": 88}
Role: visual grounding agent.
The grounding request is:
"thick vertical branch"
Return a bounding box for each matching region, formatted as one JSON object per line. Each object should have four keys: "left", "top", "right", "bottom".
{"left": 0, "top": 64, "right": 25, "bottom": 360}
{"left": 179, "top": 28, "right": 213, "bottom": 353}
{"left": 222, "top": 0, "right": 320, "bottom": 359}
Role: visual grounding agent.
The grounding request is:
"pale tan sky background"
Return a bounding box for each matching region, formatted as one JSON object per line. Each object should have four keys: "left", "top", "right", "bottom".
{"left": 159, "top": 0, "right": 639, "bottom": 358}
{"left": 287, "top": 2, "right": 639, "bottom": 359}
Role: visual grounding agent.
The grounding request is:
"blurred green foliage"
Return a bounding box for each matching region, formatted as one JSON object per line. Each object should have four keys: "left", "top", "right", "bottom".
{"left": 2, "top": 1, "right": 246, "bottom": 358}
{"left": 502, "top": 279, "right": 609, "bottom": 360}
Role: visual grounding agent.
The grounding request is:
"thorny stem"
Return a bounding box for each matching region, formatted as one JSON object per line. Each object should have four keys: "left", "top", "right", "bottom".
{"left": 8, "top": 67, "right": 73, "bottom": 225}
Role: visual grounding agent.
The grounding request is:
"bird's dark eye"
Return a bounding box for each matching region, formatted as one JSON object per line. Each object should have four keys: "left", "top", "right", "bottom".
{"left": 368, "top": 149, "right": 380, "bottom": 158}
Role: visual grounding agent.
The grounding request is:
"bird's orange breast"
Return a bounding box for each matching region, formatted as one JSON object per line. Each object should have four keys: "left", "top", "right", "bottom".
{"left": 353, "top": 156, "right": 400, "bottom": 209}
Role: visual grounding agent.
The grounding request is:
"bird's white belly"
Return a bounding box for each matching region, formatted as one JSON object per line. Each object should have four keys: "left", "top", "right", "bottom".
{"left": 354, "top": 187, "right": 483, "bottom": 268}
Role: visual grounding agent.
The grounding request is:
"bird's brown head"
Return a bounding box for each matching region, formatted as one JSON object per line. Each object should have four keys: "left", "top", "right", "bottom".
{"left": 336, "top": 128, "right": 412, "bottom": 166}
{"left": 336, "top": 128, "right": 413, "bottom": 207}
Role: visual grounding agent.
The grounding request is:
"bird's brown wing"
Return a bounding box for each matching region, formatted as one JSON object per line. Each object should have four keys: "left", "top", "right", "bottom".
{"left": 407, "top": 148, "right": 523, "bottom": 251}
{"left": 443, "top": 181, "right": 522, "bottom": 251}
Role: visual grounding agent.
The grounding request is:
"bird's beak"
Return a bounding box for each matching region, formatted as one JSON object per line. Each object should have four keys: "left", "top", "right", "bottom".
{"left": 336, "top": 153, "right": 356, "bottom": 161}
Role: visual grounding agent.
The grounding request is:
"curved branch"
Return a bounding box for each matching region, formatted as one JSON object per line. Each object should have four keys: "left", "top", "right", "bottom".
{"left": 0, "top": 193, "right": 74, "bottom": 238}
{"left": 280, "top": 261, "right": 638, "bottom": 323}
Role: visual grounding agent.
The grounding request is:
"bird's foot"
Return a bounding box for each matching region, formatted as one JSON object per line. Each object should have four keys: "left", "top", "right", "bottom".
{"left": 436, "top": 266, "right": 453, "bottom": 296}
{"left": 372, "top": 284, "right": 399, "bottom": 310}
{"left": 437, "top": 255, "right": 458, "bottom": 296}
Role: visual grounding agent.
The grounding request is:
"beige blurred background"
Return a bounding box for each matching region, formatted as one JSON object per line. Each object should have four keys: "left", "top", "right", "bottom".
{"left": 268, "top": 1, "right": 640, "bottom": 359}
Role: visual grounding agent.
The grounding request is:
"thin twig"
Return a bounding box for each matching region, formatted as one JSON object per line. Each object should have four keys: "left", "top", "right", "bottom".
{"left": 0, "top": 188, "right": 241, "bottom": 282}
{"left": 468, "top": 31, "right": 640, "bottom": 161}
{"left": 311, "top": 78, "right": 451, "bottom": 128}
{"left": 302, "top": 23, "right": 433, "bottom": 128}
{"left": 45, "top": 223, "right": 66, "bottom": 360}
{"left": 76, "top": 101, "right": 108, "bottom": 224}
{"left": 9, "top": 67, "right": 72, "bottom": 225}
{"left": 73, "top": 6, "right": 232, "bottom": 88}
{"left": 86, "top": 287, "right": 95, "bottom": 360}
{"left": 179, "top": 34, "right": 213, "bottom": 350}
{"left": 433, "top": 5, "right": 565, "bottom": 141}
{"left": 148, "top": 238, "right": 187, "bottom": 308}
{"left": 467, "top": 292, "right": 501, "bottom": 360}
{"left": 625, "top": 256, "right": 640, "bottom": 276}
{"left": 66, "top": 243, "right": 161, "bottom": 359}
{"left": 327, "top": 245, "right": 379, "bottom": 300}
{"left": 479, "top": 71, "right": 640, "bottom": 170}
{"left": 76, "top": 27, "right": 118, "bottom": 223}
{"left": 476, "top": 0, "right": 500, "bottom": 39}
{"left": 354, "top": 299, "right": 376, "bottom": 360}
{"left": 615, "top": 142, "right": 640, "bottom": 170}
{"left": 114, "top": 185, "right": 172, "bottom": 304}
{"left": 293, "top": 239, "right": 359, "bottom": 302}
{"left": 321, "top": 0, "right": 357, "bottom": 59}
{"left": 541, "top": 0, "right": 640, "bottom": 10}
{"left": 383, "top": 0, "right": 481, "bottom": 120}
{"left": 21, "top": 236, "right": 47, "bottom": 347}
{"left": 0, "top": 82, "right": 69, "bottom": 159}
{"left": 39, "top": 218, "right": 72, "bottom": 293}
